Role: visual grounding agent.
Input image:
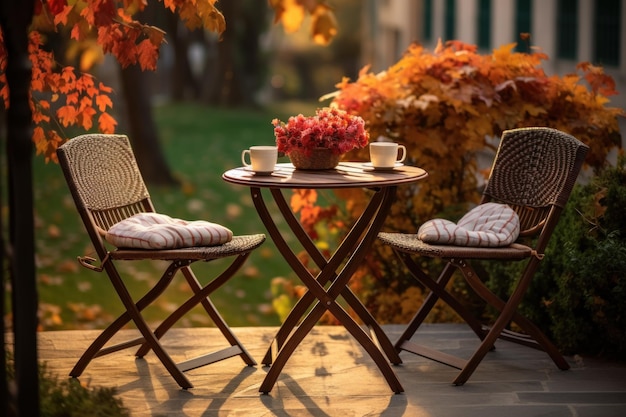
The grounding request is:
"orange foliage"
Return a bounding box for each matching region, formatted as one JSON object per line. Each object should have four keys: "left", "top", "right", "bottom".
{"left": 0, "top": 0, "right": 225, "bottom": 161}
{"left": 331, "top": 41, "right": 622, "bottom": 225}
{"left": 270, "top": 0, "right": 338, "bottom": 45}
{"left": 303, "top": 40, "right": 623, "bottom": 322}
{"left": 1, "top": 0, "right": 335, "bottom": 162}
{"left": 290, "top": 189, "right": 339, "bottom": 239}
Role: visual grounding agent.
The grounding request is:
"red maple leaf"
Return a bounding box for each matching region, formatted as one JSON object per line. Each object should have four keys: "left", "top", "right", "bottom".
{"left": 95, "top": 94, "right": 113, "bottom": 111}
{"left": 136, "top": 39, "right": 159, "bottom": 70}
{"left": 48, "top": 0, "right": 68, "bottom": 15}
{"left": 98, "top": 112, "right": 117, "bottom": 133}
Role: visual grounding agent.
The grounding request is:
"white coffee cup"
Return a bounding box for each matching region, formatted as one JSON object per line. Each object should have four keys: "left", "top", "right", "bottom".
{"left": 242, "top": 146, "right": 278, "bottom": 173}
{"left": 369, "top": 142, "right": 406, "bottom": 168}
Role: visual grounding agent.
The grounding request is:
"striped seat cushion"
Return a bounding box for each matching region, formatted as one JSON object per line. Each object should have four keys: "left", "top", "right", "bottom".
{"left": 417, "top": 202, "right": 520, "bottom": 247}
{"left": 105, "top": 212, "right": 233, "bottom": 249}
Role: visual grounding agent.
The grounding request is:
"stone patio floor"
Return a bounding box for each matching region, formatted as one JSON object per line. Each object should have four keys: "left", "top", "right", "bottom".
{"left": 34, "top": 323, "right": 626, "bottom": 417}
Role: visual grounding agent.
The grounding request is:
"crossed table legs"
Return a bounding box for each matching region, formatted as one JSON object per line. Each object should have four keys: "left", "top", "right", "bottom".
{"left": 249, "top": 186, "right": 404, "bottom": 394}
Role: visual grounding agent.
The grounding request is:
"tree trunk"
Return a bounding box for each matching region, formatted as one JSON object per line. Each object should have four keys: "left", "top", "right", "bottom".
{"left": 166, "top": 12, "right": 200, "bottom": 101}
{"left": 199, "top": 0, "right": 267, "bottom": 107}
{"left": 211, "top": 0, "right": 243, "bottom": 105}
{"left": 117, "top": 3, "right": 176, "bottom": 186}
{"left": 119, "top": 63, "right": 177, "bottom": 186}
{"left": 0, "top": 0, "right": 39, "bottom": 416}
{"left": 239, "top": 0, "right": 266, "bottom": 104}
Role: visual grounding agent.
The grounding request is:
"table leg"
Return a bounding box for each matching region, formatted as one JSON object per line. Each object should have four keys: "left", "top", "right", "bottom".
{"left": 260, "top": 292, "right": 403, "bottom": 394}
{"left": 250, "top": 187, "right": 404, "bottom": 394}
{"left": 267, "top": 188, "right": 402, "bottom": 365}
{"left": 259, "top": 187, "right": 381, "bottom": 364}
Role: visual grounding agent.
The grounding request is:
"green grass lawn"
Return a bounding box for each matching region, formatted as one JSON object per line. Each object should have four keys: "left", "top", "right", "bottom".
{"left": 33, "top": 101, "right": 319, "bottom": 330}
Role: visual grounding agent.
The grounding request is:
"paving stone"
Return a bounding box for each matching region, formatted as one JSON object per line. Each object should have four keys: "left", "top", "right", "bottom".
{"left": 28, "top": 324, "right": 626, "bottom": 416}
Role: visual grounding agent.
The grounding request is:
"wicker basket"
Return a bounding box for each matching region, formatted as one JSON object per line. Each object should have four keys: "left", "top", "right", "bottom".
{"left": 288, "top": 148, "right": 341, "bottom": 170}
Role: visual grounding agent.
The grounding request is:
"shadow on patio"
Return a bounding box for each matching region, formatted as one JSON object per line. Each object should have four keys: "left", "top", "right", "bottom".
{"left": 35, "top": 323, "right": 626, "bottom": 417}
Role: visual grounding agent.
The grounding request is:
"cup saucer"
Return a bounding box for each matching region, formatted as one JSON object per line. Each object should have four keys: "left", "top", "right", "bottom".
{"left": 244, "top": 166, "right": 274, "bottom": 175}
{"left": 363, "top": 162, "right": 404, "bottom": 171}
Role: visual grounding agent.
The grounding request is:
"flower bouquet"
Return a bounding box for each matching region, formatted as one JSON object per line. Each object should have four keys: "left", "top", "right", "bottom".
{"left": 272, "top": 107, "right": 369, "bottom": 169}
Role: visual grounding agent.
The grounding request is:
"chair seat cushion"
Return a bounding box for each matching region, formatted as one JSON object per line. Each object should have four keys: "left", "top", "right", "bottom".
{"left": 417, "top": 202, "right": 520, "bottom": 247}
{"left": 105, "top": 212, "right": 233, "bottom": 249}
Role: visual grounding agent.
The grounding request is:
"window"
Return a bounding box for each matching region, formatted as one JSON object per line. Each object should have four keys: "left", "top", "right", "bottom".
{"left": 557, "top": 0, "right": 578, "bottom": 60}
{"left": 515, "top": 0, "right": 532, "bottom": 53}
{"left": 391, "top": 28, "right": 402, "bottom": 62}
{"left": 423, "top": 0, "right": 433, "bottom": 41}
{"left": 477, "top": 0, "right": 492, "bottom": 49}
{"left": 444, "top": 0, "right": 456, "bottom": 41}
{"left": 594, "top": 0, "right": 621, "bottom": 66}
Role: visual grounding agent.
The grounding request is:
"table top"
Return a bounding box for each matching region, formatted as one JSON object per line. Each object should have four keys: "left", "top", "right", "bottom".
{"left": 222, "top": 162, "right": 428, "bottom": 189}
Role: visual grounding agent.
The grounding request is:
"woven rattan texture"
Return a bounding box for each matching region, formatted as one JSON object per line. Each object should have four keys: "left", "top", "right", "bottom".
{"left": 110, "top": 234, "right": 266, "bottom": 260}
{"left": 377, "top": 232, "right": 532, "bottom": 259}
{"left": 378, "top": 127, "right": 588, "bottom": 255}
{"left": 288, "top": 148, "right": 341, "bottom": 170}
{"left": 484, "top": 127, "right": 584, "bottom": 208}
{"left": 59, "top": 134, "right": 150, "bottom": 211}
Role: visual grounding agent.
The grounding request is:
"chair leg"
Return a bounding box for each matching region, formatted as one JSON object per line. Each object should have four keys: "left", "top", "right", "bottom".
{"left": 104, "top": 262, "right": 194, "bottom": 389}
{"left": 134, "top": 258, "right": 256, "bottom": 366}
{"left": 451, "top": 270, "right": 529, "bottom": 385}
{"left": 70, "top": 311, "right": 134, "bottom": 378}
{"left": 180, "top": 263, "right": 256, "bottom": 366}
{"left": 393, "top": 251, "right": 568, "bottom": 384}
{"left": 451, "top": 257, "right": 569, "bottom": 385}
{"left": 453, "top": 258, "right": 570, "bottom": 372}
{"left": 71, "top": 261, "right": 181, "bottom": 378}
{"left": 394, "top": 254, "right": 489, "bottom": 355}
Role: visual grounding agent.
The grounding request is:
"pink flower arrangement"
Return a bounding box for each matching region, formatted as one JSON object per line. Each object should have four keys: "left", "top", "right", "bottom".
{"left": 272, "top": 107, "right": 369, "bottom": 156}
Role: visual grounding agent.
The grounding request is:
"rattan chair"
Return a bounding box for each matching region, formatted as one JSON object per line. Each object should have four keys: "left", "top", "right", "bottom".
{"left": 378, "top": 127, "right": 588, "bottom": 385}
{"left": 57, "top": 134, "right": 266, "bottom": 389}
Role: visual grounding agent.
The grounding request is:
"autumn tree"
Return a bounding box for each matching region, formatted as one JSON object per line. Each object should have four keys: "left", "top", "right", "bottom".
{"left": 0, "top": 0, "right": 338, "bottom": 164}
{"left": 0, "top": 1, "right": 338, "bottom": 416}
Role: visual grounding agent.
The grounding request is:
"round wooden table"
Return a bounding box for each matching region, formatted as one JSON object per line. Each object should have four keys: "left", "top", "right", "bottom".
{"left": 223, "top": 162, "right": 428, "bottom": 394}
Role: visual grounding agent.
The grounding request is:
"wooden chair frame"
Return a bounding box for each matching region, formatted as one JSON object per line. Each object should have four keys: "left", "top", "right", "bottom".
{"left": 378, "top": 127, "right": 589, "bottom": 385}
{"left": 57, "top": 134, "right": 265, "bottom": 389}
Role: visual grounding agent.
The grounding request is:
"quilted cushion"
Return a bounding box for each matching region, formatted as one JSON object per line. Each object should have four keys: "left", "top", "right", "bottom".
{"left": 417, "top": 202, "right": 520, "bottom": 247}
{"left": 105, "top": 212, "right": 233, "bottom": 249}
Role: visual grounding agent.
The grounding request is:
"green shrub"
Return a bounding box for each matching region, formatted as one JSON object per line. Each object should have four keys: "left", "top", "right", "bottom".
{"left": 5, "top": 353, "right": 130, "bottom": 417}
{"left": 483, "top": 153, "right": 626, "bottom": 358}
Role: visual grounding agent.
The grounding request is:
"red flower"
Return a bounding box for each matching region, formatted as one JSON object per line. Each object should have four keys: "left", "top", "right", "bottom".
{"left": 272, "top": 107, "right": 369, "bottom": 156}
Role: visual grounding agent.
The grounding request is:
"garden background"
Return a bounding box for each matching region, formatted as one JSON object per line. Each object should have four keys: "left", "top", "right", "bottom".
{"left": 3, "top": 2, "right": 625, "bottom": 416}
{"left": 31, "top": 101, "right": 315, "bottom": 330}
{"left": 3, "top": 0, "right": 625, "bottom": 358}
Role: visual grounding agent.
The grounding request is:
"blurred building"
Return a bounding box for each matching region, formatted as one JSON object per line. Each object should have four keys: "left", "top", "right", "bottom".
{"left": 361, "top": 0, "right": 625, "bottom": 146}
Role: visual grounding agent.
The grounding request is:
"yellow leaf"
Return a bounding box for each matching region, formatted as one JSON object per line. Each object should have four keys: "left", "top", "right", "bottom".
{"left": 57, "top": 259, "right": 79, "bottom": 273}
{"left": 311, "top": 5, "right": 337, "bottom": 45}
{"left": 162, "top": 0, "right": 177, "bottom": 12}
{"left": 33, "top": 127, "right": 46, "bottom": 153}
{"left": 79, "top": 43, "right": 104, "bottom": 71}
{"left": 146, "top": 25, "right": 166, "bottom": 46}
{"left": 243, "top": 265, "right": 260, "bottom": 277}
{"left": 492, "top": 43, "right": 516, "bottom": 61}
{"left": 522, "top": 103, "right": 546, "bottom": 117}
{"left": 178, "top": 2, "right": 202, "bottom": 30}
{"left": 123, "top": 0, "right": 145, "bottom": 15}
{"left": 198, "top": 0, "right": 226, "bottom": 34}
{"left": 280, "top": 0, "right": 305, "bottom": 33}
{"left": 47, "top": 224, "right": 61, "bottom": 238}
